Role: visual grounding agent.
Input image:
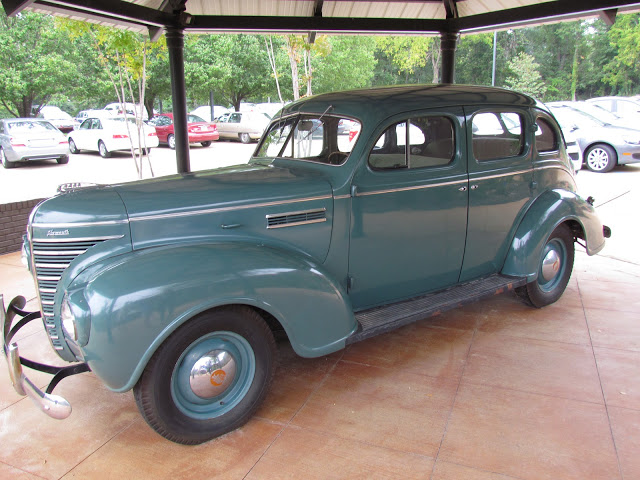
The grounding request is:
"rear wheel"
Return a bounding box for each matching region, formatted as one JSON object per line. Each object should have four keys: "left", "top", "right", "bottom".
{"left": 239, "top": 132, "right": 251, "bottom": 144}
{"left": 168, "top": 134, "right": 176, "bottom": 150}
{"left": 516, "top": 224, "right": 574, "bottom": 308}
{"left": 0, "top": 148, "right": 16, "bottom": 169}
{"left": 57, "top": 155, "right": 69, "bottom": 165}
{"left": 585, "top": 144, "right": 616, "bottom": 173}
{"left": 98, "top": 140, "right": 111, "bottom": 158}
{"left": 201, "top": 141, "right": 212, "bottom": 147}
{"left": 133, "top": 306, "right": 276, "bottom": 445}
{"left": 68, "top": 138, "right": 80, "bottom": 154}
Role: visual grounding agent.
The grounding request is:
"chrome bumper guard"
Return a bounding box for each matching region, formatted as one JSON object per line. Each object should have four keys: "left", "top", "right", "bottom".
{"left": 1, "top": 294, "right": 90, "bottom": 420}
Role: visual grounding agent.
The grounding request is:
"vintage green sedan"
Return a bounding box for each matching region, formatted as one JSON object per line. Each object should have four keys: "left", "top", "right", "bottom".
{"left": 2, "top": 85, "right": 609, "bottom": 445}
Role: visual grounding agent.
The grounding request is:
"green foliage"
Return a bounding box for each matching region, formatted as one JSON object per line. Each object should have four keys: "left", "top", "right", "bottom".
{"left": 604, "top": 13, "right": 640, "bottom": 95}
{"left": 185, "top": 34, "right": 272, "bottom": 111}
{"left": 505, "top": 52, "right": 547, "bottom": 99}
{"left": 313, "top": 36, "right": 377, "bottom": 93}
{"left": 0, "top": 9, "right": 77, "bottom": 117}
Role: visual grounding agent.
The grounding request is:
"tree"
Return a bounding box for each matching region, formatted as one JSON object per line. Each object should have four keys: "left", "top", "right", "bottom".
{"left": 376, "top": 36, "right": 440, "bottom": 83}
{"left": 0, "top": 9, "right": 76, "bottom": 117}
{"left": 312, "top": 36, "right": 377, "bottom": 93}
{"left": 455, "top": 33, "right": 494, "bottom": 85}
{"left": 604, "top": 13, "right": 640, "bottom": 95}
{"left": 185, "top": 34, "right": 272, "bottom": 111}
{"left": 505, "top": 52, "right": 546, "bottom": 99}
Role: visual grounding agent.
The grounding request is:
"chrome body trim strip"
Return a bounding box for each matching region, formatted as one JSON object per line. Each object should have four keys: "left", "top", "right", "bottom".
{"left": 30, "top": 235, "right": 124, "bottom": 243}
{"left": 267, "top": 218, "right": 327, "bottom": 229}
{"left": 32, "top": 220, "right": 129, "bottom": 228}
{"left": 129, "top": 195, "right": 333, "bottom": 222}
{"left": 355, "top": 178, "right": 468, "bottom": 197}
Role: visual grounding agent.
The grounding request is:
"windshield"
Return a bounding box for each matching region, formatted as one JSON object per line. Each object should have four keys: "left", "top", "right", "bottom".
{"left": 254, "top": 114, "right": 361, "bottom": 165}
{"left": 550, "top": 107, "right": 604, "bottom": 129}
{"left": 7, "top": 120, "right": 57, "bottom": 133}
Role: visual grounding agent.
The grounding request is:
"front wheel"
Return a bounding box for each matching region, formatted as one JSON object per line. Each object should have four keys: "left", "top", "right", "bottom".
{"left": 68, "top": 138, "right": 80, "bottom": 154}
{"left": 585, "top": 144, "right": 616, "bottom": 173}
{"left": 201, "top": 141, "right": 212, "bottom": 147}
{"left": 239, "top": 132, "right": 251, "bottom": 144}
{"left": 168, "top": 134, "right": 176, "bottom": 150}
{"left": 516, "top": 224, "right": 574, "bottom": 308}
{"left": 133, "top": 306, "right": 276, "bottom": 445}
{"left": 57, "top": 155, "right": 69, "bottom": 165}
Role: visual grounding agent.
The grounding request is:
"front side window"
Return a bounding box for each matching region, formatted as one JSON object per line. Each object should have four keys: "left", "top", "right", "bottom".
{"left": 369, "top": 116, "right": 454, "bottom": 170}
{"left": 255, "top": 114, "right": 361, "bottom": 165}
{"left": 472, "top": 112, "right": 524, "bottom": 161}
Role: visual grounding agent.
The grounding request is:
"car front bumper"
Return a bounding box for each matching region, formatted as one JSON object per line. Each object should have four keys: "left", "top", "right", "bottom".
{"left": 1, "top": 294, "right": 89, "bottom": 420}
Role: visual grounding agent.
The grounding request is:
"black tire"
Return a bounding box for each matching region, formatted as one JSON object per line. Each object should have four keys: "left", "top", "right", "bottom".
{"left": 585, "top": 144, "right": 616, "bottom": 173}
{"left": 98, "top": 140, "right": 111, "bottom": 158}
{"left": 0, "top": 148, "right": 16, "bottom": 169}
{"left": 239, "top": 132, "right": 251, "bottom": 144}
{"left": 168, "top": 134, "right": 176, "bottom": 150}
{"left": 57, "top": 155, "right": 69, "bottom": 165}
{"left": 516, "top": 224, "right": 574, "bottom": 308}
{"left": 68, "top": 138, "right": 80, "bottom": 154}
{"left": 201, "top": 141, "right": 212, "bottom": 147}
{"left": 133, "top": 306, "right": 276, "bottom": 445}
{"left": 141, "top": 148, "right": 151, "bottom": 155}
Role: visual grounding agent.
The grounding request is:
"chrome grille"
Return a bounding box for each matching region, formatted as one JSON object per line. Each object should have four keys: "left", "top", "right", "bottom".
{"left": 31, "top": 237, "right": 111, "bottom": 350}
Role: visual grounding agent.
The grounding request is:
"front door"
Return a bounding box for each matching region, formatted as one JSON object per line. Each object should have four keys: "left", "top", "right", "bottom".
{"left": 348, "top": 109, "right": 468, "bottom": 310}
{"left": 459, "top": 107, "right": 534, "bottom": 282}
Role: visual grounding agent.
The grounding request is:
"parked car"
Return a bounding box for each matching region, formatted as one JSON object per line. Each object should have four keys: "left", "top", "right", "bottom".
{"left": 547, "top": 102, "right": 640, "bottom": 172}
{"left": 104, "top": 102, "right": 149, "bottom": 121}
{"left": 67, "top": 114, "right": 159, "bottom": 157}
{"left": 189, "top": 105, "right": 230, "bottom": 122}
{"left": 215, "top": 111, "right": 270, "bottom": 143}
{"left": 552, "top": 101, "right": 626, "bottom": 128}
{"left": 37, "top": 106, "right": 78, "bottom": 133}
{"left": 0, "top": 118, "right": 69, "bottom": 168}
{"left": 75, "top": 109, "right": 105, "bottom": 125}
{"left": 148, "top": 113, "right": 219, "bottom": 149}
{"left": 3, "top": 85, "right": 609, "bottom": 446}
{"left": 587, "top": 96, "right": 640, "bottom": 124}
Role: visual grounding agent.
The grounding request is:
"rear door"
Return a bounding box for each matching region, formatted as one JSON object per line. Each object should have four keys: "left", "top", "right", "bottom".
{"left": 459, "top": 107, "right": 534, "bottom": 282}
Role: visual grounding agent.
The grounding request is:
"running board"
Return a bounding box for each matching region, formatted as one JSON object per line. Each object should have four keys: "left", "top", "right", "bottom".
{"left": 347, "top": 274, "right": 526, "bottom": 345}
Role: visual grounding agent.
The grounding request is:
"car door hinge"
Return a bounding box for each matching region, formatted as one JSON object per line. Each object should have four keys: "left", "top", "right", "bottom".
{"left": 530, "top": 181, "right": 538, "bottom": 190}
{"left": 350, "top": 185, "right": 358, "bottom": 197}
{"left": 347, "top": 276, "right": 355, "bottom": 290}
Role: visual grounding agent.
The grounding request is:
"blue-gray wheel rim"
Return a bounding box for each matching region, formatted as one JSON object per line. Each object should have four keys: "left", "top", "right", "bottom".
{"left": 171, "top": 331, "right": 255, "bottom": 419}
{"left": 537, "top": 238, "right": 567, "bottom": 293}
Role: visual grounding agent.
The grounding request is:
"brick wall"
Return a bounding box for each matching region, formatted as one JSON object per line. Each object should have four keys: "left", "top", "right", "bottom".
{"left": 0, "top": 199, "right": 44, "bottom": 255}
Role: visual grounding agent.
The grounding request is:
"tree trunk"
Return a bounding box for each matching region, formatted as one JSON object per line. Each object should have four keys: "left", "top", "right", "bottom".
{"left": 286, "top": 37, "right": 300, "bottom": 100}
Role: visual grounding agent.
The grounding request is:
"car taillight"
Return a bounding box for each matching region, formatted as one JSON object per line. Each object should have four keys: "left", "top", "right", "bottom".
{"left": 9, "top": 138, "right": 26, "bottom": 147}
{"left": 148, "top": 132, "right": 157, "bottom": 137}
{"left": 59, "top": 139, "right": 69, "bottom": 144}
{"left": 113, "top": 134, "right": 128, "bottom": 139}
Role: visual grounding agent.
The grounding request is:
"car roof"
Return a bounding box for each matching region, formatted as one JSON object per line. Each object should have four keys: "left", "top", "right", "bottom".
{"left": 279, "top": 84, "right": 543, "bottom": 122}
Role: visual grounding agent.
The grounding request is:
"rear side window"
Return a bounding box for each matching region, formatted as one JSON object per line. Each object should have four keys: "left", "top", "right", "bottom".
{"left": 534, "top": 117, "right": 558, "bottom": 152}
{"left": 369, "top": 116, "right": 454, "bottom": 170}
{"left": 472, "top": 112, "right": 524, "bottom": 161}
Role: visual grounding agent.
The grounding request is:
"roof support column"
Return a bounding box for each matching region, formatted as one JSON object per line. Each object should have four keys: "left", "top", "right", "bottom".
{"left": 440, "top": 30, "right": 459, "bottom": 84}
{"left": 165, "top": 26, "right": 190, "bottom": 174}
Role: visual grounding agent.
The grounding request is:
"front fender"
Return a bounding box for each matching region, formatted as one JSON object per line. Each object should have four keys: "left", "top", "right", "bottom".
{"left": 502, "top": 189, "right": 606, "bottom": 279}
{"left": 74, "top": 243, "right": 356, "bottom": 392}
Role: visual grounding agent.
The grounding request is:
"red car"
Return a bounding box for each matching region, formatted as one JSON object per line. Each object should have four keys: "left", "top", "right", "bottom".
{"left": 148, "top": 113, "right": 219, "bottom": 149}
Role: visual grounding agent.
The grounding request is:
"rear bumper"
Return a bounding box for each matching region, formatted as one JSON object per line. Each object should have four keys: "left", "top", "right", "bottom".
{"left": 1, "top": 294, "right": 89, "bottom": 420}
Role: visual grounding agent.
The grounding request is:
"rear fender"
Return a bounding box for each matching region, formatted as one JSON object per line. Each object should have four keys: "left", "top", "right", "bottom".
{"left": 74, "top": 243, "right": 356, "bottom": 392}
{"left": 502, "top": 189, "right": 606, "bottom": 279}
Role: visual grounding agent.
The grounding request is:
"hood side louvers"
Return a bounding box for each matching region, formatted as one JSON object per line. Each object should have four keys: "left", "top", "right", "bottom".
{"left": 266, "top": 208, "right": 327, "bottom": 229}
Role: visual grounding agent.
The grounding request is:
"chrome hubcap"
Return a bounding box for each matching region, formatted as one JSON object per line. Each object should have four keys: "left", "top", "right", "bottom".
{"left": 541, "top": 249, "right": 561, "bottom": 282}
{"left": 189, "top": 350, "right": 237, "bottom": 398}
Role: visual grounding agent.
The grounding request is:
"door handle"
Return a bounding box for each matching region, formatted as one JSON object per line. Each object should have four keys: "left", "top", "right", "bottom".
{"left": 470, "top": 184, "right": 479, "bottom": 190}
{"left": 458, "top": 186, "right": 467, "bottom": 192}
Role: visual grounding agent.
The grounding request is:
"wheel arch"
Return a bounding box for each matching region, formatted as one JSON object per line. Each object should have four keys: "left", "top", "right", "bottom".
{"left": 502, "top": 189, "right": 606, "bottom": 280}
{"left": 77, "top": 242, "right": 357, "bottom": 392}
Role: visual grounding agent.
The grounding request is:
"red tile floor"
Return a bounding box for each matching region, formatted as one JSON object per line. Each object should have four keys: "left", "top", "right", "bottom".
{"left": 1, "top": 250, "right": 639, "bottom": 480}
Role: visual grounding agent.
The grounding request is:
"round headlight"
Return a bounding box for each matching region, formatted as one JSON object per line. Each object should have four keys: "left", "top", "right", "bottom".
{"left": 60, "top": 297, "right": 78, "bottom": 341}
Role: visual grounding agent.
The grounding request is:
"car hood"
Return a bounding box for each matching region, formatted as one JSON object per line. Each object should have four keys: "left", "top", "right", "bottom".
{"left": 115, "top": 162, "right": 335, "bottom": 260}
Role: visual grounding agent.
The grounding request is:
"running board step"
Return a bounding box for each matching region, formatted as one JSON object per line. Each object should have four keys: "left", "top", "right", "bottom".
{"left": 347, "top": 274, "right": 527, "bottom": 345}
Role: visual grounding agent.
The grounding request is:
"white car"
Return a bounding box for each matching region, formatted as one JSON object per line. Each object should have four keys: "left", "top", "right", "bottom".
{"left": 190, "top": 105, "right": 230, "bottom": 122}
{"left": 68, "top": 115, "right": 159, "bottom": 158}
{"left": 104, "top": 102, "right": 149, "bottom": 121}
{"left": 37, "top": 106, "right": 78, "bottom": 133}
